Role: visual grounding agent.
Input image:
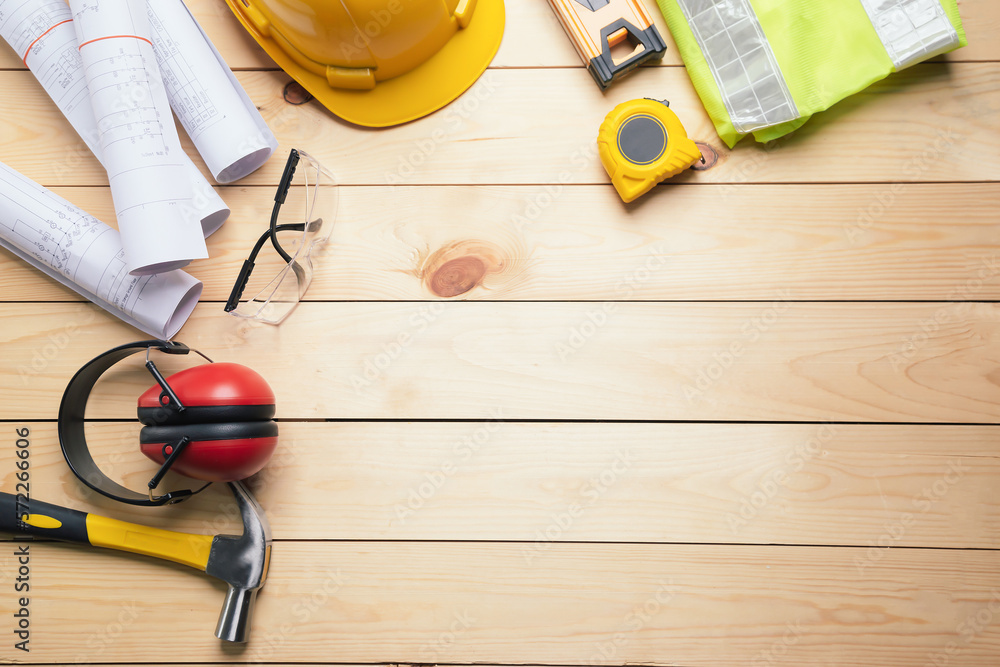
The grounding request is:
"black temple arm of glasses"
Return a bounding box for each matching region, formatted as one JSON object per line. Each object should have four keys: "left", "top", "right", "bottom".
{"left": 224, "top": 148, "right": 308, "bottom": 313}
{"left": 224, "top": 223, "right": 305, "bottom": 313}
{"left": 275, "top": 149, "right": 299, "bottom": 205}
{"left": 270, "top": 149, "right": 300, "bottom": 264}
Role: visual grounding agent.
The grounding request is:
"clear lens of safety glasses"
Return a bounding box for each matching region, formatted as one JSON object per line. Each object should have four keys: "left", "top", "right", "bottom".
{"left": 225, "top": 149, "right": 337, "bottom": 324}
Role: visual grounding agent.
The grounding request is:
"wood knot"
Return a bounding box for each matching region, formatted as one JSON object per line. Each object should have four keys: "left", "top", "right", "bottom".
{"left": 283, "top": 81, "right": 313, "bottom": 105}
{"left": 429, "top": 257, "right": 487, "bottom": 297}
{"left": 691, "top": 142, "right": 720, "bottom": 171}
{"left": 419, "top": 240, "right": 518, "bottom": 298}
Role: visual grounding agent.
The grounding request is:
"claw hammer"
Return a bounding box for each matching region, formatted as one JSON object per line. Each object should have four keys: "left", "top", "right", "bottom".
{"left": 0, "top": 481, "right": 271, "bottom": 642}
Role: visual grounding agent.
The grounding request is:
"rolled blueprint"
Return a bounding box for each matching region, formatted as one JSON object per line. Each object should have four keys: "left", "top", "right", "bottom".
{"left": 148, "top": 0, "right": 278, "bottom": 183}
{"left": 0, "top": 0, "right": 230, "bottom": 239}
{"left": 0, "top": 161, "right": 202, "bottom": 339}
{"left": 69, "top": 0, "right": 207, "bottom": 275}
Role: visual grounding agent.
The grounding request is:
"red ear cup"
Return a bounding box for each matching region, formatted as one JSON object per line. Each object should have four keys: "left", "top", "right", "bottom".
{"left": 136, "top": 362, "right": 278, "bottom": 482}
{"left": 137, "top": 363, "right": 276, "bottom": 426}
{"left": 139, "top": 422, "right": 278, "bottom": 482}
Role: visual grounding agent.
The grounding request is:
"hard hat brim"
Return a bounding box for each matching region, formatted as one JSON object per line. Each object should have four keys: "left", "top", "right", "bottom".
{"left": 229, "top": 0, "right": 506, "bottom": 128}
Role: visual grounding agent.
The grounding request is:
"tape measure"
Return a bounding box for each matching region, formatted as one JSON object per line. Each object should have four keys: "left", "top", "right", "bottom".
{"left": 598, "top": 98, "right": 702, "bottom": 203}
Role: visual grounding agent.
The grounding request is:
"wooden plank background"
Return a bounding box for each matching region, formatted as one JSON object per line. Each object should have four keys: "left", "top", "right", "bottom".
{"left": 4, "top": 423, "right": 998, "bottom": 548}
{"left": 2, "top": 64, "right": 999, "bottom": 186}
{"left": 2, "top": 183, "right": 1000, "bottom": 302}
{"left": 1, "top": 0, "right": 998, "bottom": 665}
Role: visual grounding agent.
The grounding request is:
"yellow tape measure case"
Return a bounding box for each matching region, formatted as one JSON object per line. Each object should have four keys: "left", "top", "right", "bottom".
{"left": 598, "top": 98, "right": 702, "bottom": 203}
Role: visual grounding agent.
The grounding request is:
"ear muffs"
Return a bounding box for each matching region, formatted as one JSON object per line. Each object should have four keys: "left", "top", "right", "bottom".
{"left": 58, "top": 340, "right": 279, "bottom": 506}
{"left": 139, "top": 422, "right": 279, "bottom": 483}
{"left": 136, "top": 362, "right": 278, "bottom": 484}
{"left": 137, "top": 363, "right": 276, "bottom": 426}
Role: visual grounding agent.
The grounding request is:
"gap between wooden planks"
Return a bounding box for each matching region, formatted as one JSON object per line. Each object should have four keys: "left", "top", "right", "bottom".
{"left": 1, "top": 64, "right": 997, "bottom": 187}
{"left": 2, "top": 302, "right": 999, "bottom": 423}
{"left": 0, "top": 0, "right": 996, "bottom": 69}
{"left": 1, "top": 183, "right": 998, "bottom": 303}
{"left": 0, "top": 422, "right": 996, "bottom": 547}
{"left": 0, "top": 542, "right": 997, "bottom": 665}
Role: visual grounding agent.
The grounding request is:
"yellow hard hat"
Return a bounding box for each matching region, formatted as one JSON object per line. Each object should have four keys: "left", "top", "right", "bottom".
{"left": 224, "top": 0, "right": 505, "bottom": 127}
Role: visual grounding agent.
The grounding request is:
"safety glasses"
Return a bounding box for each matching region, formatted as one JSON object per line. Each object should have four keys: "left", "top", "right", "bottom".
{"left": 225, "top": 149, "right": 336, "bottom": 324}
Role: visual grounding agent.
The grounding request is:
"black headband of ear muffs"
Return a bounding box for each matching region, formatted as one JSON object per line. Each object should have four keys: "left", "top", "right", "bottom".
{"left": 58, "top": 339, "right": 210, "bottom": 506}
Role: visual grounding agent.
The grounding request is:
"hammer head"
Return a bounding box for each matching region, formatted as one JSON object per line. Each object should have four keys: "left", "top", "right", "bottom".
{"left": 205, "top": 481, "right": 272, "bottom": 642}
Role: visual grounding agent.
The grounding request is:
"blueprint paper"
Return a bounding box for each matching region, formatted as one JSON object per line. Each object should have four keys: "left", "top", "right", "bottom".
{"left": 0, "top": 0, "right": 230, "bottom": 238}
{"left": 0, "top": 161, "right": 202, "bottom": 339}
{"left": 69, "top": 0, "right": 207, "bottom": 275}
{"left": 148, "top": 0, "right": 277, "bottom": 183}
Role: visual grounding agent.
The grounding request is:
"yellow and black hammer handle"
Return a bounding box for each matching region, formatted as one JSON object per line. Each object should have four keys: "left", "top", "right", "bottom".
{"left": 0, "top": 491, "right": 214, "bottom": 570}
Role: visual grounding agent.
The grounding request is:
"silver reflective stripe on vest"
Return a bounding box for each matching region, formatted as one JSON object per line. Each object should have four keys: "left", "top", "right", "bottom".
{"left": 676, "top": 0, "right": 798, "bottom": 135}
{"left": 858, "top": 0, "right": 960, "bottom": 70}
